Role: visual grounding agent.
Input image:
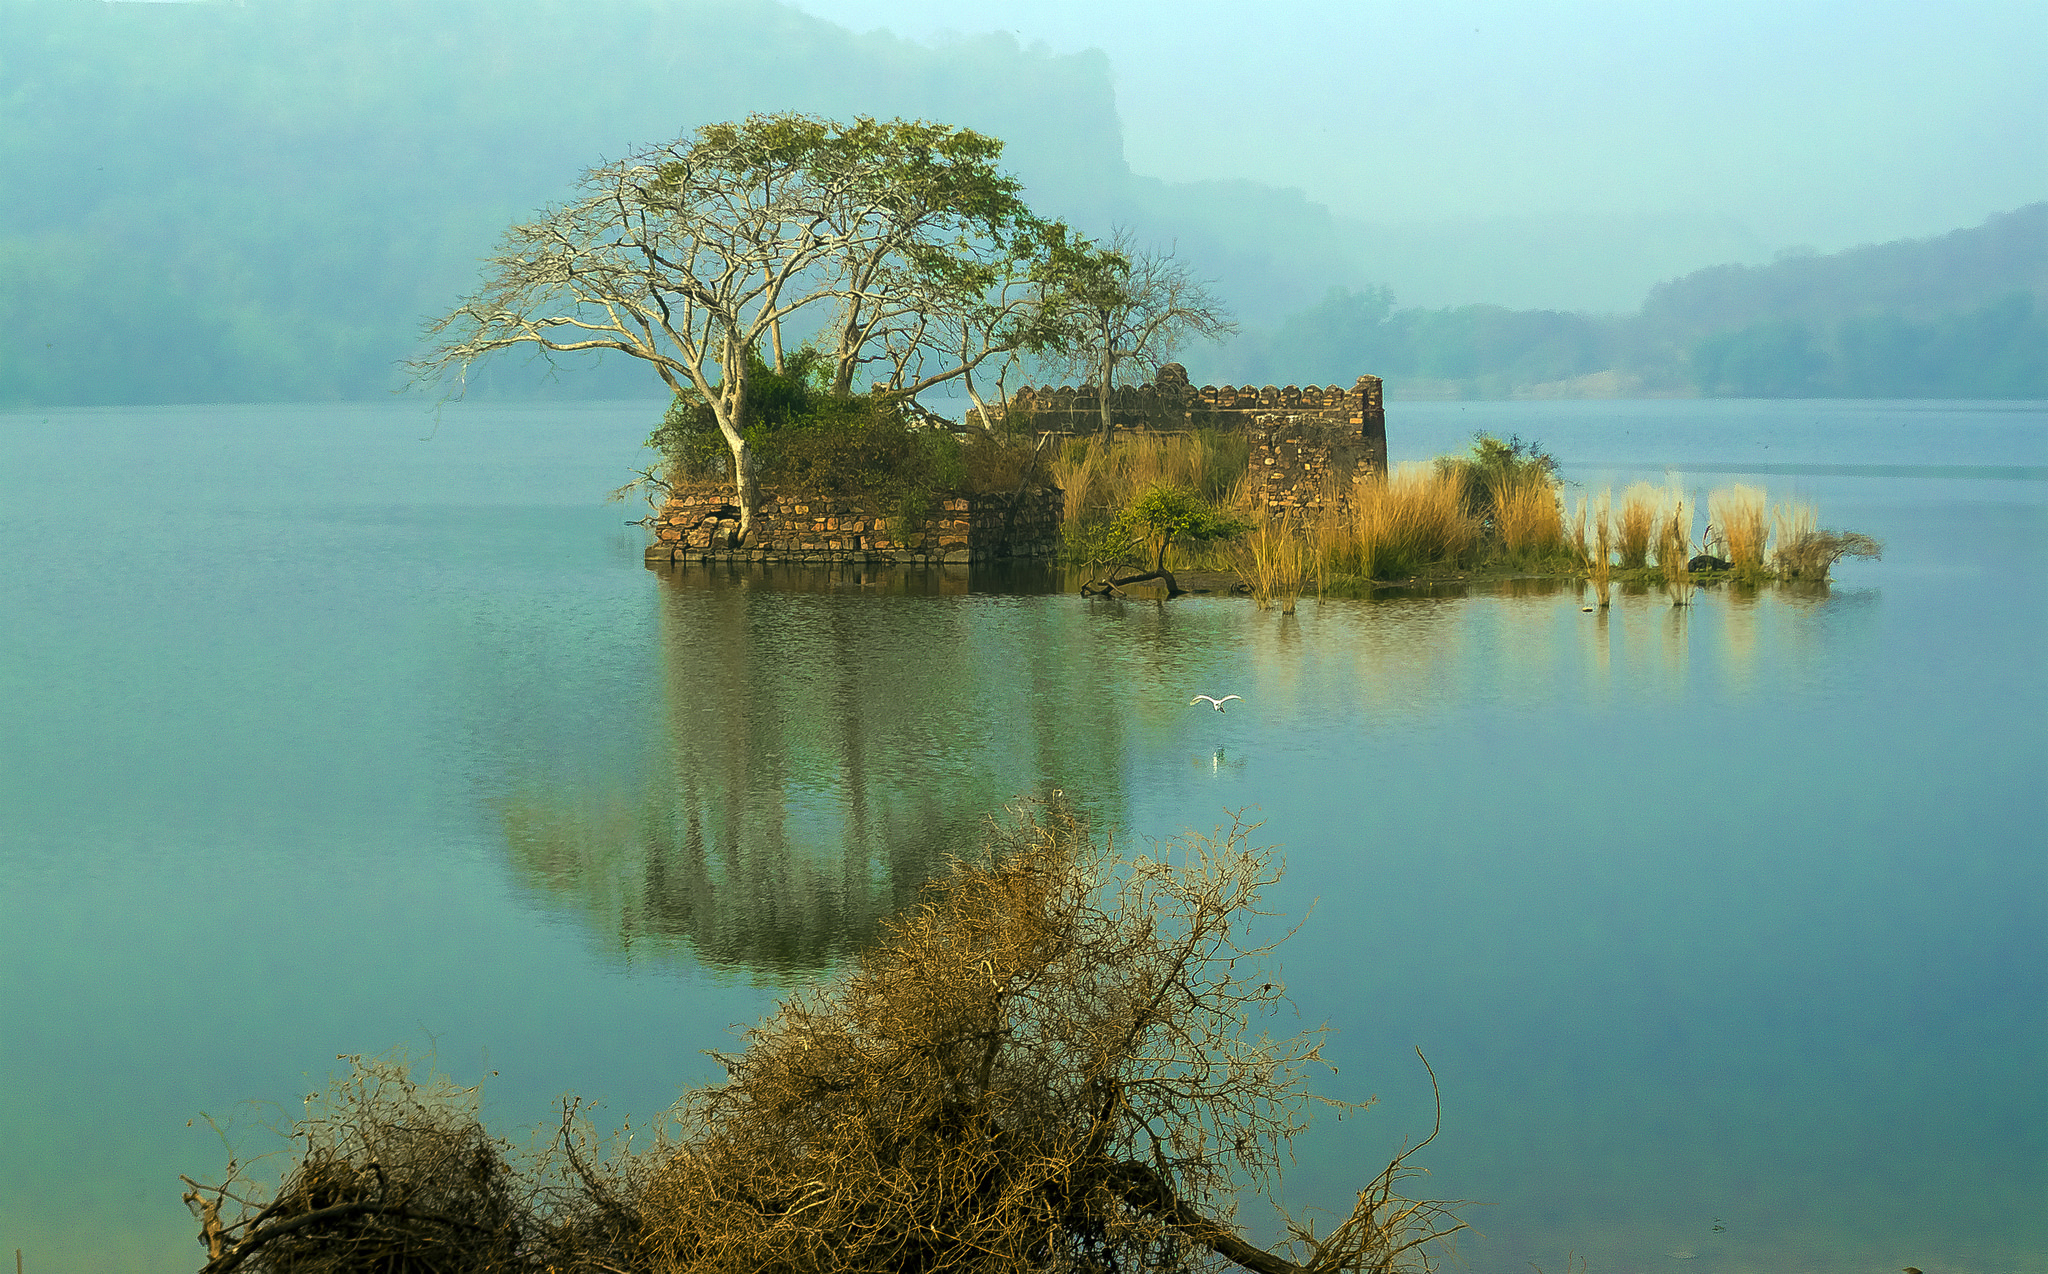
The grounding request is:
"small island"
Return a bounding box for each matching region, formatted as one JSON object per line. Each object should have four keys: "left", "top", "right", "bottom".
{"left": 637, "top": 359, "right": 1877, "bottom": 605}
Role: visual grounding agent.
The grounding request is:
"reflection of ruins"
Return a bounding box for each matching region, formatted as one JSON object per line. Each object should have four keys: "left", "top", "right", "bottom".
{"left": 501, "top": 563, "right": 1130, "bottom": 975}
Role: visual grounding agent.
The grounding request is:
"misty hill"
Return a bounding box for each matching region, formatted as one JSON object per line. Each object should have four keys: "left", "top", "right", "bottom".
{"left": 0, "top": 0, "right": 1370, "bottom": 407}
{"left": 1640, "top": 203, "right": 2048, "bottom": 336}
{"left": 1234, "top": 204, "right": 2046, "bottom": 399}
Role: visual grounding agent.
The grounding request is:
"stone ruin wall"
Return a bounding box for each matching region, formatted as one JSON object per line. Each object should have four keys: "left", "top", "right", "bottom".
{"left": 643, "top": 366, "right": 1387, "bottom": 565}
{"left": 999, "top": 364, "right": 1389, "bottom": 513}
{"left": 998, "top": 364, "right": 1387, "bottom": 479}
{"left": 1243, "top": 414, "right": 1385, "bottom": 512}
{"left": 644, "top": 485, "right": 1062, "bottom": 566}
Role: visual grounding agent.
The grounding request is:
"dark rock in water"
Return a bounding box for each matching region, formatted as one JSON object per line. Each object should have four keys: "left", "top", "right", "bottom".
{"left": 1688, "top": 554, "right": 1734, "bottom": 572}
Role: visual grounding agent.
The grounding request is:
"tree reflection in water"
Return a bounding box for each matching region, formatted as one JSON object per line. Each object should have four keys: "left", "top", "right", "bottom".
{"left": 500, "top": 561, "right": 1129, "bottom": 975}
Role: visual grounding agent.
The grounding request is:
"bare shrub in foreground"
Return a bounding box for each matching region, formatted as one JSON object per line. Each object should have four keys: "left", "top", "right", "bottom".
{"left": 188, "top": 800, "right": 1465, "bottom": 1274}
{"left": 638, "top": 799, "right": 1465, "bottom": 1274}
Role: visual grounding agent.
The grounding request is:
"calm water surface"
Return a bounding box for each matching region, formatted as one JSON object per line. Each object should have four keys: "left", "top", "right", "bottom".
{"left": 2, "top": 399, "right": 2043, "bottom": 1273}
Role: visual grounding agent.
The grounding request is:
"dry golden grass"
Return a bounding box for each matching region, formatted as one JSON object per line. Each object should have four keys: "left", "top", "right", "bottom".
{"left": 1587, "top": 491, "right": 1613, "bottom": 607}
{"left": 1049, "top": 431, "right": 1248, "bottom": 533}
{"left": 1616, "top": 483, "right": 1660, "bottom": 569}
{"left": 1771, "top": 500, "right": 1818, "bottom": 573}
{"left": 1234, "top": 511, "right": 1311, "bottom": 612}
{"left": 1658, "top": 498, "right": 1694, "bottom": 604}
{"left": 1340, "top": 462, "right": 1478, "bottom": 579}
{"left": 1490, "top": 473, "right": 1566, "bottom": 562}
{"left": 1771, "top": 499, "right": 1883, "bottom": 580}
{"left": 1710, "top": 485, "right": 1769, "bottom": 574}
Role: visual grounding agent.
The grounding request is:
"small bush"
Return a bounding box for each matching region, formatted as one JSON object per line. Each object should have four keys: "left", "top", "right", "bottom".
{"left": 1772, "top": 499, "right": 1883, "bottom": 580}
{"left": 1435, "top": 433, "right": 1559, "bottom": 527}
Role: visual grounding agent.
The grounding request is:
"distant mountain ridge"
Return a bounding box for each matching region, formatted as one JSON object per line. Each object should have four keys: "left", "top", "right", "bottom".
{"left": 1641, "top": 202, "right": 2047, "bottom": 336}
{"left": 1232, "top": 203, "right": 2047, "bottom": 399}
{"left": 0, "top": 0, "right": 1371, "bottom": 406}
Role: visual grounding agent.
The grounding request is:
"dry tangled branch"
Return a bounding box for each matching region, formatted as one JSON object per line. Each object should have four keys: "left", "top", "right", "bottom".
{"left": 186, "top": 797, "right": 1465, "bottom": 1274}
{"left": 634, "top": 796, "right": 1464, "bottom": 1274}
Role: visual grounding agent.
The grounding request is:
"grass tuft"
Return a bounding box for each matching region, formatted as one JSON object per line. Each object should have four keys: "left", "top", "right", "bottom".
{"left": 1616, "top": 483, "right": 1660, "bottom": 569}
{"left": 1709, "top": 485, "right": 1769, "bottom": 576}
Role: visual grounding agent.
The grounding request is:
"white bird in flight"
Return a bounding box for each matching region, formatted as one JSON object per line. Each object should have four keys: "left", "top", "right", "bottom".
{"left": 1190, "top": 694, "right": 1244, "bottom": 712}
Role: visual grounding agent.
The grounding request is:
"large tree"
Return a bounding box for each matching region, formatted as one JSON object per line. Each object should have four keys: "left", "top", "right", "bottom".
{"left": 413, "top": 114, "right": 1066, "bottom": 544}
{"left": 1044, "top": 227, "right": 1238, "bottom": 436}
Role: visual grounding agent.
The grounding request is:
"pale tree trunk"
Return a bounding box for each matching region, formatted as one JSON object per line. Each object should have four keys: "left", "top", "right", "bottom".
{"left": 1098, "top": 339, "right": 1116, "bottom": 438}
{"left": 713, "top": 355, "right": 755, "bottom": 545}
{"left": 726, "top": 435, "right": 756, "bottom": 545}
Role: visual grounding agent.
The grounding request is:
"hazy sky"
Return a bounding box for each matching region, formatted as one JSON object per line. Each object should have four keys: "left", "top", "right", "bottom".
{"left": 791, "top": 0, "right": 2046, "bottom": 254}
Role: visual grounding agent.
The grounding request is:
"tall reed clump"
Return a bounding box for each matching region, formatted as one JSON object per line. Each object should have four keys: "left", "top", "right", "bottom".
{"left": 1051, "top": 431, "right": 1251, "bottom": 567}
{"left": 1771, "top": 499, "right": 1883, "bottom": 580}
{"left": 1658, "top": 497, "right": 1694, "bottom": 605}
{"left": 1490, "top": 473, "right": 1567, "bottom": 565}
{"left": 1049, "top": 431, "right": 1246, "bottom": 528}
{"left": 1586, "top": 490, "right": 1613, "bottom": 607}
{"left": 1343, "top": 462, "right": 1477, "bottom": 579}
{"left": 1235, "top": 511, "right": 1311, "bottom": 612}
{"left": 1616, "top": 483, "right": 1660, "bottom": 569}
{"left": 1709, "top": 485, "right": 1769, "bottom": 577}
{"left": 1771, "top": 500, "right": 1816, "bottom": 576}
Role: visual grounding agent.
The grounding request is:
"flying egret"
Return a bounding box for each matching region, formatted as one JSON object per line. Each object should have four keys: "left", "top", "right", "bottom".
{"left": 1190, "top": 694, "right": 1243, "bottom": 712}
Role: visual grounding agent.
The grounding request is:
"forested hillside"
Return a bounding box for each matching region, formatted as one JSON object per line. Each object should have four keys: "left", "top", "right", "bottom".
{"left": 1643, "top": 203, "right": 2047, "bottom": 397}
{"left": 0, "top": 0, "right": 1365, "bottom": 406}
{"left": 1231, "top": 203, "right": 2047, "bottom": 399}
{"left": 6, "top": 0, "right": 2037, "bottom": 406}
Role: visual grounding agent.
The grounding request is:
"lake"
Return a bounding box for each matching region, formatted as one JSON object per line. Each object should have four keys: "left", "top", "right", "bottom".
{"left": 1, "top": 398, "right": 2042, "bottom": 1273}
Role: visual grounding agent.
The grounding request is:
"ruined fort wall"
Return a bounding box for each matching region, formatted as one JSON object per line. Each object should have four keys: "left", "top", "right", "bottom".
{"left": 1245, "top": 414, "right": 1383, "bottom": 511}
{"left": 997, "top": 365, "right": 1387, "bottom": 477}
{"left": 644, "top": 485, "right": 1061, "bottom": 566}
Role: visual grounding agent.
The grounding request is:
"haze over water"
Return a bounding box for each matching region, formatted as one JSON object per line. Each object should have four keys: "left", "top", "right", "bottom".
{"left": 1, "top": 399, "right": 2043, "bottom": 1272}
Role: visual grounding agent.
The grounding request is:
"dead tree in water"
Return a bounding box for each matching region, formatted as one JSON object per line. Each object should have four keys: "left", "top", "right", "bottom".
{"left": 185, "top": 798, "right": 1466, "bottom": 1274}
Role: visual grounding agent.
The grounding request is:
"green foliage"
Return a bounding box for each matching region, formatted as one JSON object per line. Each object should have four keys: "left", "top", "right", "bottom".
{"left": 1690, "top": 318, "right": 1830, "bottom": 396}
{"left": 650, "top": 346, "right": 1044, "bottom": 526}
{"left": 1691, "top": 292, "right": 2048, "bottom": 398}
{"left": 1434, "top": 433, "right": 1558, "bottom": 517}
{"left": 1115, "top": 485, "right": 1252, "bottom": 574}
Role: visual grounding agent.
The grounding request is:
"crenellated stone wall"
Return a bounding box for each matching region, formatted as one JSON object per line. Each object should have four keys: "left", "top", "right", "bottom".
{"left": 993, "top": 364, "right": 1387, "bottom": 478}
{"left": 643, "top": 484, "right": 1062, "bottom": 566}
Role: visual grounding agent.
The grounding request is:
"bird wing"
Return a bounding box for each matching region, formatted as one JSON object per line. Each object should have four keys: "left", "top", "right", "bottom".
{"left": 1220, "top": 695, "right": 1244, "bottom": 704}
{"left": 1190, "top": 695, "right": 1216, "bottom": 706}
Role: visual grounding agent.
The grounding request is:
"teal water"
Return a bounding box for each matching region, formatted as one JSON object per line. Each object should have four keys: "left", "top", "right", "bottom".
{"left": 1, "top": 400, "right": 2042, "bottom": 1273}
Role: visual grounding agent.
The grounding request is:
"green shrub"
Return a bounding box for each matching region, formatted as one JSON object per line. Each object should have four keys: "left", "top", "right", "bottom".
{"left": 649, "top": 347, "right": 1047, "bottom": 518}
